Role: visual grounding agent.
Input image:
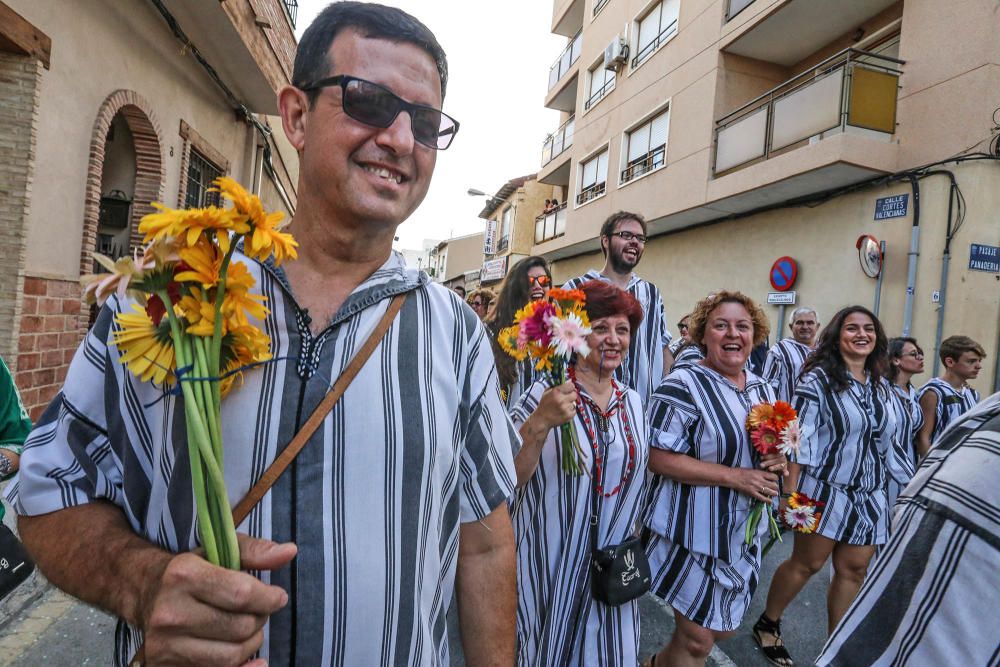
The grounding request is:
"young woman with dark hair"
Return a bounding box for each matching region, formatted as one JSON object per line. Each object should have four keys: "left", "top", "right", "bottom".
{"left": 886, "top": 337, "right": 924, "bottom": 509}
{"left": 753, "top": 306, "right": 909, "bottom": 666}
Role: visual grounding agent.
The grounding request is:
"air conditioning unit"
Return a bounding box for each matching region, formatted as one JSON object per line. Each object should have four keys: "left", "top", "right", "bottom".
{"left": 603, "top": 34, "right": 628, "bottom": 71}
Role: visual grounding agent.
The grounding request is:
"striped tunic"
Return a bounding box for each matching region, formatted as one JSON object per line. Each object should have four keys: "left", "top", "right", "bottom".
{"left": 816, "top": 391, "right": 1000, "bottom": 666}
{"left": 643, "top": 364, "right": 774, "bottom": 631}
{"left": 919, "top": 377, "right": 980, "bottom": 446}
{"left": 563, "top": 271, "right": 670, "bottom": 404}
{"left": 887, "top": 383, "right": 923, "bottom": 512}
{"left": 510, "top": 379, "right": 648, "bottom": 666}
{"left": 761, "top": 338, "right": 812, "bottom": 403}
{"left": 6, "top": 251, "right": 518, "bottom": 666}
{"left": 794, "top": 370, "right": 906, "bottom": 545}
{"left": 669, "top": 343, "right": 704, "bottom": 371}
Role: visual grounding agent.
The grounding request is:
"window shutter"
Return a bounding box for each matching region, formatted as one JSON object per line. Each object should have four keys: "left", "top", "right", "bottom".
{"left": 650, "top": 109, "right": 670, "bottom": 151}
{"left": 597, "top": 151, "right": 609, "bottom": 183}
{"left": 637, "top": 3, "right": 662, "bottom": 53}
{"left": 628, "top": 123, "right": 651, "bottom": 162}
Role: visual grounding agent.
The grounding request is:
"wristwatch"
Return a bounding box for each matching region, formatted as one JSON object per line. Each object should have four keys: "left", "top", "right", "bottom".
{"left": 0, "top": 451, "right": 12, "bottom": 478}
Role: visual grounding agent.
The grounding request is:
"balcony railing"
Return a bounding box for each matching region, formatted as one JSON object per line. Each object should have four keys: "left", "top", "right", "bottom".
{"left": 541, "top": 116, "right": 575, "bottom": 166}
{"left": 497, "top": 236, "right": 510, "bottom": 253}
{"left": 631, "top": 19, "right": 677, "bottom": 68}
{"left": 584, "top": 78, "right": 615, "bottom": 110}
{"left": 282, "top": 0, "right": 298, "bottom": 29}
{"left": 576, "top": 181, "right": 606, "bottom": 205}
{"left": 593, "top": 0, "right": 611, "bottom": 16}
{"left": 713, "top": 48, "right": 903, "bottom": 174}
{"left": 725, "top": 0, "right": 754, "bottom": 21}
{"left": 621, "top": 146, "right": 666, "bottom": 184}
{"left": 535, "top": 203, "right": 568, "bottom": 244}
{"left": 548, "top": 31, "right": 583, "bottom": 91}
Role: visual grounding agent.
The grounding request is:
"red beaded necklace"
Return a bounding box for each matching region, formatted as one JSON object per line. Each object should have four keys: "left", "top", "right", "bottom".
{"left": 569, "top": 367, "right": 638, "bottom": 498}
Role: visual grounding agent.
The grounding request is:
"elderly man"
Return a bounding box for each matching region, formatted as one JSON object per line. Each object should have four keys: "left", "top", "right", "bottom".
{"left": 9, "top": 3, "right": 517, "bottom": 666}
{"left": 563, "top": 211, "right": 672, "bottom": 403}
{"left": 762, "top": 306, "right": 819, "bottom": 403}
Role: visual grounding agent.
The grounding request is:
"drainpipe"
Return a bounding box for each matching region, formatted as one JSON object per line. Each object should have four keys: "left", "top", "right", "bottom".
{"left": 930, "top": 171, "right": 958, "bottom": 376}
{"left": 901, "top": 175, "right": 920, "bottom": 335}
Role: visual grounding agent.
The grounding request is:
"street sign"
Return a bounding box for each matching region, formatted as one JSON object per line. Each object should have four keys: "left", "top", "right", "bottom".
{"left": 769, "top": 256, "right": 798, "bottom": 291}
{"left": 874, "top": 194, "right": 909, "bottom": 220}
{"left": 969, "top": 243, "right": 1000, "bottom": 273}
{"left": 767, "top": 291, "right": 797, "bottom": 305}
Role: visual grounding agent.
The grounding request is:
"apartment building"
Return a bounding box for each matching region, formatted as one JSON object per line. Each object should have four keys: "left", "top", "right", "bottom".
{"left": 0, "top": 0, "right": 300, "bottom": 417}
{"left": 535, "top": 0, "right": 1000, "bottom": 391}
{"left": 426, "top": 231, "right": 486, "bottom": 293}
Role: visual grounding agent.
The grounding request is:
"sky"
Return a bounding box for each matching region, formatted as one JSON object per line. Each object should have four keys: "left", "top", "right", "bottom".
{"left": 294, "top": 1, "right": 563, "bottom": 252}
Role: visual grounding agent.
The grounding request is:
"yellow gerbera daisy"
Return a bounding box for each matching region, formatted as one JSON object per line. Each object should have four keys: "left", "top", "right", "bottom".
{"left": 212, "top": 177, "right": 298, "bottom": 265}
{"left": 747, "top": 403, "right": 776, "bottom": 428}
{"left": 113, "top": 305, "right": 176, "bottom": 386}
{"left": 139, "top": 203, "right": 249, "bottom": 249}
{"left": 175, "top": 238, "right": 223, "bottom": 287}
{"left": 178, "top": 288, "right": 221, "bottom": 337}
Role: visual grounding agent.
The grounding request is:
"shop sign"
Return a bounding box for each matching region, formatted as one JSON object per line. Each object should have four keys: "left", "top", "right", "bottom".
{"left": 483, "top": 218, "right": 497, "bottom": 255}
{"left": 481, "top": 256, "right": 508, "bottom": 282}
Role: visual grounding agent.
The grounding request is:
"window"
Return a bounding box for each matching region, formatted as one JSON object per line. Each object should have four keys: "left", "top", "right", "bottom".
{"left": 593, "top": 0, "right": 611, "bottom": 16}
{"left": 577, "top": 149, "right": 609, "bottom": 205}
{"left": 621, "top": 108, "right": 669, "bottom": 184}
{"left": 585, "top": 63, "right": 615, "bottom": 111}
{"left": 185, "top": 149, "right": 223, "bottom": 209}
{"left": 498, "top": 206, "right": 513, "bottom": 251}
{"left": 632, "top": 0, "right": 680, "bottom": 68}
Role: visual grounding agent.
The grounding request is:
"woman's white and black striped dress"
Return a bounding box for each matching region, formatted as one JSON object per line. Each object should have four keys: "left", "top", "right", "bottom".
{"left": 887, "top": 383, "right": 923, "bottom": 511}
{"left": 762, "top": 338, "right": 812, "bottom": 403}
{"left": 919, "top": 377, "right": 980, "bottom": 446}
{"left": 794, "top": 369, "right": 906, "bottom": 545}
{"left": 510, "top": 379, "right": 649, "bottom": 666}
{"left": 643, "top": 364, "right": 775, "bottom": 632}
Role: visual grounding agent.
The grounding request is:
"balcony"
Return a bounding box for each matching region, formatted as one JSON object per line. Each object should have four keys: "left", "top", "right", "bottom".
{"left": 541, "top": 116, "right": 575, "bottom": 167}
{"left": 548, "top": 31, "right": 582, "bottom": 91}
{"left": 722, "top": 0, "right": 898, "bottom": 66}
{"left": 714, "top": 48, "right": 902, "bottom": 174}
{"left": 497, "top": 236, "right": 510, "bottom": 253}
{"left": 576, "top": 181, "right": 606, "bottom": 206}
{"left": 545, "top": 32, "right": 582, "bottom": 112}
{"left": 535, "top": 203, "right": 568, "bottom": 244}
{"left": 621, "top": 146, "right": 666, "bottom": 184}
{"left": 552, "top": 0, "right": 585, "bottom": 37}
{"left": 281, "top": 0, "right": 298, "bottom": 28}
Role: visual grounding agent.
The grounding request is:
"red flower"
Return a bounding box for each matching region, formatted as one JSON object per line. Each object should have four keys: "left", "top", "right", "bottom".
{"left": 144, "top": 281, "right": 181, "bottom": 326}
{"left": 750, "top": 424, "right": 780, "bottom": 456}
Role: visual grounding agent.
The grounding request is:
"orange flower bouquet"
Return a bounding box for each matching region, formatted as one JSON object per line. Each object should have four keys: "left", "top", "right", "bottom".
{"left": 744, "top": 401, "right": 800, "bottom": 547}
{"left": 498, "top": 288, "right": 591, "bottom": 474}
{"left": 81, "top": 177, "right": 297, "bottom": 570}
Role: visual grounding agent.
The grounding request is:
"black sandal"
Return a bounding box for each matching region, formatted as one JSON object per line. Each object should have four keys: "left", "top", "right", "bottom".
{"left": 752, "top": 614, "right": 794, "bottom": 667}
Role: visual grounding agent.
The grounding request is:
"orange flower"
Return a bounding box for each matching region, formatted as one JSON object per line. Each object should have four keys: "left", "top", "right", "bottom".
{"left": 772, "top": 401, "right": 797, "bottom": 425}
{"left": 747, "top": 403, "right": 776, "bottom": 428}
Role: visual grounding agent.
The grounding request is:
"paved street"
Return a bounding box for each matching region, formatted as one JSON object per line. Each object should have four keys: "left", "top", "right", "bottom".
{"left": 0, "top": 534, "right": 830, "bottom": 666}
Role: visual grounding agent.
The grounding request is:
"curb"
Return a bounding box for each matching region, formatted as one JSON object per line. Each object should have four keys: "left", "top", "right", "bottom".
{"left": 0, "top": 570, "right": 50, "bottom": 631}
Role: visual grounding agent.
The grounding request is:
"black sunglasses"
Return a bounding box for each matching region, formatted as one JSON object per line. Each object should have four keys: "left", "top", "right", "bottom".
{"left": 300, "top": 75, "right": 460, "bottom": 150}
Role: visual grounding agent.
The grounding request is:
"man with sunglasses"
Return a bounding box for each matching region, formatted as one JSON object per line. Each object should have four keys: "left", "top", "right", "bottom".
{"left": 11, "top": 4, "right": 517, "bottom": 666}
{"left": 563, "top": 211, "right": 672, "bottom": 404}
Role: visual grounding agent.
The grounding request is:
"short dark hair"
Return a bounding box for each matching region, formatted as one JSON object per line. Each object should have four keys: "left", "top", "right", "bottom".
{"left": 599, "top": 211, "right": 647, "bottom": 256}
{"left": 293, "top": 2, "right": 449, "bottom": 106}
{"left": 939, "top": 335, "right": 986, "bottom": 364}
{"left": 578, "top": 279, "right": 644, "bottom": 334}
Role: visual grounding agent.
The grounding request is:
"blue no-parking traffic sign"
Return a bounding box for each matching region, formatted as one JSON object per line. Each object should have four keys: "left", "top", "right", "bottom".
{"left": 769, "top": 256, "right": 798, "bottom": 292}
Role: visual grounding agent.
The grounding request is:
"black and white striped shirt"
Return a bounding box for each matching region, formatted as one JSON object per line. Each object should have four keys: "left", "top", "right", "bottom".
{"left": 7, "top": 251, "right": 518, "bottom": 666}
{"left": 563, "top": 271, "right": 670, "bottom": 404}
{"left": 919, "top": 377, "right": 980, "bottom": 445}
{"left": 816, "top": 391, "right": 1000, "bottom": 666}
{"left": 761, "top": 338, "right": 812, "bottom": 404}
{"left": 890, "top": 383, "right": 923, "bottom": 473}
{"left": 645, "top": 364, "right": 775, "bottom": 562}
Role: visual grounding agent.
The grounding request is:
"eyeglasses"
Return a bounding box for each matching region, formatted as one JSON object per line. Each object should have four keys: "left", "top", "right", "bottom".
{"left": 676, "top": 323, "right": 689, "bottom": 331}
{"left": 471, "top": 300, "right": 485, "bottom": 308}
{"left": 528, "top": 275, "right": 551, "bottom": 287}
{"left": 611, "top": 231, "right": 647, "bottom": 244}
{"left": 299, "top": 75, "right": 460, "bottom": 150}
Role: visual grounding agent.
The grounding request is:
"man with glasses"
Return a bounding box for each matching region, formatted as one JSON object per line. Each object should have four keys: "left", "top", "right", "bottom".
{"left": 762, "top": 306, "right": 819, "bottom": 403}
{"left": 11, "top": 3, "right": 517, "bottom": 666}
{"left": 563, "top": 211, "right": 672, "bottom": 403}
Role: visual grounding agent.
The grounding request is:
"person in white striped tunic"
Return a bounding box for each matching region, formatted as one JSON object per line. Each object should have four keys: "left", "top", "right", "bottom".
{"left": 643, "top": 291, "right": 787, "bottom": 667}
{"left": 563, "top": 211, "right": 673, "bottom": 404}
{"left": 816, "top": 390, "right": 1000, "bottom": 666}
{"left": 762, "top": 306, "right": 819, "bottom": 403}
{"left": 7, "top": 6, "right": 519, "bottom": 665}
{"left": 917, "top": 334, "right": 985, "bottom": 457}
{"left": 886, "top": 337, "right": 926, "bottom": 512}
{"left": 486, "top": 256, "right": 552, "bottom": 409}
{"left": 510, "top": 280, "right": 650, "bottom": 666}
{"left": 754, "top": 306, "right": 909, "bottom": 667}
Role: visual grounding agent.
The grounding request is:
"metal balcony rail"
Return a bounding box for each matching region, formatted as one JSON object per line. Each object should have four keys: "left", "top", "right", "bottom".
{"left": 713, "top": 47, "right": 904, "bottom": 174}
{"left": 576, "top": 181, "right": 606, "bottom": 205}
{"left": 548, "top": 31, "right": 583, "bottom": 91}
{"left": 631, "top": 19, "right": 677, "bottom": 68}
{"left": 497, "top": 236, "right": 510, "bottom": 253}
{"left": 535, "top": 202, "right": 568, "bottom": 244}
{"left": 282, "top": 0, "right": 298, "bottom": 28}
{"left": 584, "top": 78, "right": 615, "bottom": 110}
{"left": 725, "top": 0, "right": 754, "bottom": 21}
{"left": 620, "top": 145, "right": 666, "bottom": 184}
{"left": 594, "top": 0, "right": 611, "bottom": 16}
{"left": 541, "top": 116, "right": 576, "bottom": 166}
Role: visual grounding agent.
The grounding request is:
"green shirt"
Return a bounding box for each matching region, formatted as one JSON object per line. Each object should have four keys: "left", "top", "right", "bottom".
{"left": 0, "top": 357, "right": 31, "bottom": 522}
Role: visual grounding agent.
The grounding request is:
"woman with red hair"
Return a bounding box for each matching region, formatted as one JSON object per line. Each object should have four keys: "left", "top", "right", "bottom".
{"left": 509, "top": 280, "right": 650, "bottom": 666}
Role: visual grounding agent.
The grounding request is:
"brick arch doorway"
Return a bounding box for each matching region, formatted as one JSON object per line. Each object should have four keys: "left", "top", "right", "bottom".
{"left": 80, "top": 90, "right": 165, "bottom": 278}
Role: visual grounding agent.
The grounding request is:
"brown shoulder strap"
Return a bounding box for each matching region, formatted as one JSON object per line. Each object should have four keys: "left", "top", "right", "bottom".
{"left": 230, "top": 292, "right": 408, "bottom": 525}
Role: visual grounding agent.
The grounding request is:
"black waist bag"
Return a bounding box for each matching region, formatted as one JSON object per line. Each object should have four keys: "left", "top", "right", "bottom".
{"left": 590, "top": 533, "right": 651, "bottom": 606}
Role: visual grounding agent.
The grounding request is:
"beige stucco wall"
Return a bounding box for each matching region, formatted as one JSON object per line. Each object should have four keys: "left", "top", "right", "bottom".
{"left": 552, "top": 160, "right": 1000, "bottom": 393}
{"left": 442, "top": 232, "right": 487, "bottom": 283}
{"left": 11, "top": 0, "right": 273, "bottom": 280}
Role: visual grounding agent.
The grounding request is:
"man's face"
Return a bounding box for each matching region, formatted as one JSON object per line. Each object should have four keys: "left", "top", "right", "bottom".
{"left": 790, "top": 312, "right": 818, "bottom": 346}
{"left": 296, "top": 30, "right": 440, "bottom": 232}
{"left": 605, "top": 219, "right": 645, "bottom": 273}
{"left": 946, "top": 351, "right": 983, "bottom": 381}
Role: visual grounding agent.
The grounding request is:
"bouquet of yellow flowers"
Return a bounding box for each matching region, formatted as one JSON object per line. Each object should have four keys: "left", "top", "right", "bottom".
{"left": 498, "top": 288, "right": 592, "bottom": 474}
{"left": 81, "top": 177, "right": 297, "bottom": 570}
